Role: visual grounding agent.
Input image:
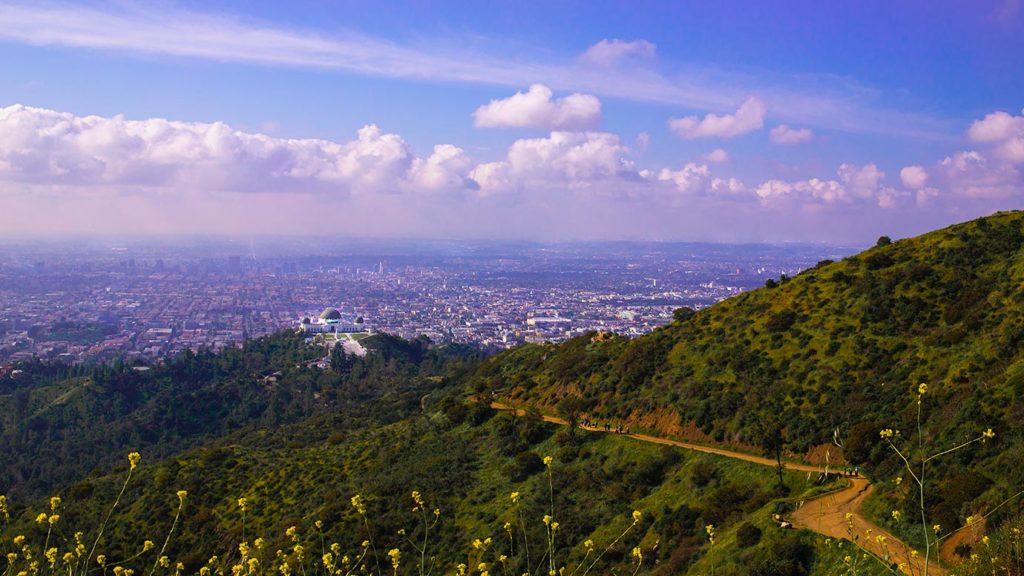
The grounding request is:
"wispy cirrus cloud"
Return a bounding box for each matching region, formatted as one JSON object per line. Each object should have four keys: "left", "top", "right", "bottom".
{"left": 0, "top": 1, "right": 956, "bottom": 139}
{"left": 579, "top": 39, "right": 656, "bottom": 66}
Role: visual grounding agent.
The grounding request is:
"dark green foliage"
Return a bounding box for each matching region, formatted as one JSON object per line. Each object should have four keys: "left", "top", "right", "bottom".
{"left": 690, "top": 461, "right": 720, "bottom": 488}
{"left": 508, "top": 450, "right": 544, "bottom": 480}
{"left": 0, "top": 331, "right": 481, "bottom": 499}
{"left": 674, "top": 307, "right": 696, "bottom": 322}
{"left": 747, "top": 535, "right": 815, "bottom": 576}
{"left": 736, "top": 522, "right": 763, "bottom": 548}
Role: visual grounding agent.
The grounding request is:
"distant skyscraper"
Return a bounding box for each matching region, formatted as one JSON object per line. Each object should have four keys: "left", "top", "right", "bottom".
{"left": 378, "top": 261, "right": 384, "bottom": 274}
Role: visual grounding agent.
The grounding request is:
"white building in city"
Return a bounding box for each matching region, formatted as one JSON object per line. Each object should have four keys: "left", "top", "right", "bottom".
{"left": 300, "top": 307, "right": 364, "bottom": 334}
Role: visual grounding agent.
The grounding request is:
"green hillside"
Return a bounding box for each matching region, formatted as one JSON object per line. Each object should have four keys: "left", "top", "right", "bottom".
{"left": 473, "top": 211, "right": 1024, "bottom": 546}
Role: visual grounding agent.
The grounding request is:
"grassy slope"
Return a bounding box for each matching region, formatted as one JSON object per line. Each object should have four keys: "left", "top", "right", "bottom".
{"left": 474, "top": 211, "right": 1024, "bottom": 539}
{"left": 4, "top": 403, "right": 882, "bottom": 576}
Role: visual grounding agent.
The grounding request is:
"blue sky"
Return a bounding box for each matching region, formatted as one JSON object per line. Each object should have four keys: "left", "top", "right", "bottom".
{"left": 0, "top": 0, "right": 1021, "bottom": 243}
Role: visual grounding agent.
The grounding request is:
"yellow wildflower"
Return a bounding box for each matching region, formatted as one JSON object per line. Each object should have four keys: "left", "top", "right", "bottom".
{"left": 542, "top": 515, "right": 552, "bottom": 526}
{"left": 631, "top": 547, "right": 642, "bottom": 561}
{"left": 967, "top": 515, "right": 975, "bottom": 526}
{"left": 62, "top": 552, "right": 74, "bottom": 565}
{"left": 918, "top": 383, "right": 928, "bottom": 396}
{"left": 48, "top": 515, "right": 60, "bottom": 525}
{"left": 114, "top": 567, "right": 125, "bottom": 576}
{"left": 159, "top": 556, "right": 170, "bottom": 568}
{"left": 143, "top": 541, "right": 155, "bottom": 552}
{"left": 510, "top": 492, "right": 520, "bottom": 504}
{"left": 387, "top": 549, "right": 400, "bottom": 571}
{"left": 879, "top": 428, "right": 895, "bottom": 439}
{"left": 97, "top": 554, "right": 107, "bottom": 567}
{"left": 983, "top": 428, "right": 996, "bottom": 439}
{"left": 543, "top": 456, "right": 553, "bottom": 466}
{"left": 411, "top": 491, "right": 424, "bottom": 507}
{"left": 177, "top": 563, "right": 185, "bottom": 571}
{"left": 895, "top": 476, "right": 903, "bottom": 486}
{"left": 176, "top": 490, "right": 188, "bottom": 503}
{"left": 932, "top": 524, "right": 941, "bottom": 534}
{"left": 315, "top": 520, "right": 323, "bottom": 530}
{"left": 128, "top": 452, "right": 141, "bottom": 470}
{"left": 632, "top": 510, "right": 643, "bottom": 523}
{"left": 350, "top": 495, "right": 366, "bottom": 515}
{"left": 8, "top": 553, "right": 18, "bottom": 564}
{"left": 35, "top": 513, "right": 48, "bottom": 524}
{"left": 982, "top": 536, "right": 990, "bottom": 546}
{"left": 13, "top": 535, "right": 24, "bottom": 546}
{"left": 50, "top": 496, "right": 61, "bottom": 512}
{"left": 891, "top": 510, "right": 902, "bottom": 521}
{"left": 237, "top": 498, "right": 247, "bottom": 511}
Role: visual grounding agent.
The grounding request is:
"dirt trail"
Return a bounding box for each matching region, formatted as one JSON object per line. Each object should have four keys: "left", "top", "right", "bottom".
{"left": 492, "top": 402, "right": 946, "bottom": 576}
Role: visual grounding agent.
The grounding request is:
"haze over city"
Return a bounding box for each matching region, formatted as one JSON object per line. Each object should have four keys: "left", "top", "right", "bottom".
{"left": 1, "top": 0, "right": 1022, "bottom": 243}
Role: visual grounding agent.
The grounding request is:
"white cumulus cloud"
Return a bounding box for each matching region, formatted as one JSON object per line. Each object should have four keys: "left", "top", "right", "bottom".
{"left": 769, "top": 124, "right": 813, "bottom": 145}
{"left": 473, "top": 84, "right": 602, "bottom": 130}
{"left": 470, "top": 131, "right": 640, "bottom": 195}
{"left": 755, "top": 163, "right": 890, "bottom": 206}
{"left": 0, "top": 104, "right": 476, "bottom": 195}
{"left": 968, "top": 108, "right": 1024, "bottom": 163}
{"left": 940, "top": 150, "right": 1022, "bottom": 198}
{"left": 580, "top": 39, "right": 656, "bottom": 66}
{"left": 703, "top": 148, "right": 729, "bottom": 163}
{"left": 668, "top": 97, "right": 766, "bottom": 139}
{"left": 900, "top": 165, "right": 929, "bottom": 189}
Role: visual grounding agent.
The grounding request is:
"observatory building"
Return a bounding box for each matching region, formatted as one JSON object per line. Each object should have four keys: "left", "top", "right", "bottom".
{"left": 299, "top": 307, "right": 363, "bottom": 334}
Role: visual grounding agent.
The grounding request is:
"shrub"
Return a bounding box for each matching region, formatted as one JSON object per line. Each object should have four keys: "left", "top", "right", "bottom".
{"left": 691, "top": 461, "right": 720, "bottom": 488}
{"left": 736, "top": 522, "right": 762, "bottom": 548}
{"left": 508, "top": 450, "right": 544, "bottom": 481}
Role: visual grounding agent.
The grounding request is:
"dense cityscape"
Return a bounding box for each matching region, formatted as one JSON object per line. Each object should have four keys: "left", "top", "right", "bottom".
{"left": 0, "top": 238, "right": 852, "bottom": 364}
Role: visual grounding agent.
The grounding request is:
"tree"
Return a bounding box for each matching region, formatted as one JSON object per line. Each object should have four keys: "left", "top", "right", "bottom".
{"left": 557, "top": 395, "right": 586, "bottom": 442}
{"left": 876, "top": 235, "right": 892, "bottom": 247}
{"left": 753, "top": 414, "right": 787, "bottom": 489}
{"left": 673, "top": 307, "right": 696, "bottom": 322}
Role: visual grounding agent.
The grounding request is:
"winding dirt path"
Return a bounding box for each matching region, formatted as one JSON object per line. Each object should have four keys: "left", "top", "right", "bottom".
{"left": 491, "top": 402, "right": 946, "bottom": 576}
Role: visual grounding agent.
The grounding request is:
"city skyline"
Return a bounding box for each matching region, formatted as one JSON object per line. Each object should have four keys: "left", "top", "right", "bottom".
{"left": 0, "top": 1, "right": 1022, "bottom": 242}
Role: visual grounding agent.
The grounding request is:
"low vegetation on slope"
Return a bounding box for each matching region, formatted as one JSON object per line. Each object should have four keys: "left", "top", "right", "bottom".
{"left": 2, "top": 399, "right": 876, "bottom": 576}
{"left": 472, "top": 211, "right": 1024, "bottom": 547}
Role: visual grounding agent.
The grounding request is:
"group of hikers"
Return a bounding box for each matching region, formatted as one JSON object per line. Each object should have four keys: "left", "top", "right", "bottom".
{"left": 580, "top": 416, "right": 630, "bottom": 434}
